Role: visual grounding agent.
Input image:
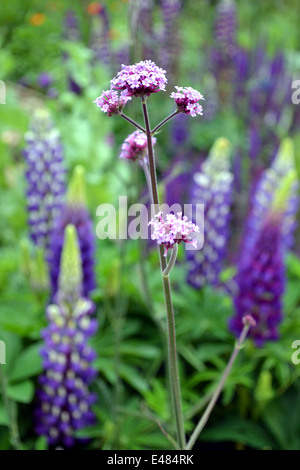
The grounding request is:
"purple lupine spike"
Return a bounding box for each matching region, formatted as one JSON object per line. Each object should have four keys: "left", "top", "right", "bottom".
{"left": 241, "top": 139, "right": 299, "bottom": 268}
{"left": 212, "top": 0, "right": 237, "bottom": 74}
{"left": 23, "top": 110, "right": 66, "bottom": 250}
{"left": 64, "top": 10, "right": 81, "bottom": 41}
{"left": 229, "top": 212, "right": 285, "bottom": 347}
{"left": 159, "top": 0, "right": 182, "bottom": 78}
{"left": 137, "top": 0, "right": 155, "bottom": 60}
{"left": 186, "top": 138, "right": 233, "bottom": 288}
{"left": 90, "top": 5, "right": 111, "bottom": 66}
{"left": 48, "top": 166, "right": 96, "bottom": 300}
{"left": 35, "top": 225, "right": 97, "bottom": 448}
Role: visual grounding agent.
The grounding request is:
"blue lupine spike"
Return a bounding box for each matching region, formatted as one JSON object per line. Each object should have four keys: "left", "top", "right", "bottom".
{"left": 159, "top": 0, "right": 182, "bottom": 78}
{"left": 229, "top": 213, "right": 285, "bottom": 347}
{"left": 48, "top": 166, "right": 96, "bottom": 300}
{"left": 35, "top": 224, "right": 97, "bottom": 448}
{"left": 241, "top": 139, "right": 299, "bottom": 267}
{"left": 230, "top": 159, "right": 297, "bottom": 347}
{"left": 187, "top": 138, "right": 233, "bottom": 288}
{"left": 212, "top": 0, "right": 237, "bottom": 74}
{"left": 23, "top": 109, "right": 66, "bottom": 250}
{"left": 90, "top": 5, "right": 111, "bottom": 66}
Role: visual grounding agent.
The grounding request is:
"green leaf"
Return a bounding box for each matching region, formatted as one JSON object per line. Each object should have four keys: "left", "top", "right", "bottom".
{"left": 8, "top": 343, "right": 42, "bottom": 383}
{"left": 0, "top": 403, "right": 9, "bottom": 426}
{"left": 7, "top": 380, "right": 34, "bottom": 403}
{"left": 35, "top": 435, "right": 48, "bottom": 451}
{"left": 201, "top": 416, "right": 275, "bottom": 449}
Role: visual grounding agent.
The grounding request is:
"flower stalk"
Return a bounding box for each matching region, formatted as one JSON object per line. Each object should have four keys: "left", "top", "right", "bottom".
{"left": 185, "top": 316, "right": 255, "bottom": 450}
{"left": 141, "top": 96, "right": 186, "bottom": 449}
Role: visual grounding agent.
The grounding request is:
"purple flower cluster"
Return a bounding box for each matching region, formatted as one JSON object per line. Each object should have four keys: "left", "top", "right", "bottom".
{"left": 93, "top": 89, "right": 131, "bottom": 116}
{"left": 230, "top": 144, "right": 297, "bottom": 346}
{"left": 159, "top": 0, "right": 182, "bottom": 76}
{"left": 241, "top": 139, "right": 299, "bottom": 269}
{"left": 149, "top": 211, "right": 199, "bottom": 256}
{"left": 48, "top": 167, "right": 96, "bottom": 300}
{"left": 35, "top": 298, "right": 97, "bottom": 447}
{"left": 23, "top": 110, "right": 66, "bottom": 250}
{"left": 35, "top": 225, "right": 97, "bottom": 447}
{"left": 120, "top": 130, "right": 156, "bottom": 161}
{"left": 110, "top": 60, "right": 168, "bottom": 97}
{"left": 90, "top": 5, "right": 111, "bottom": 66}
{"left": 170, "top": 87, "right": 204, "bottom": 117}
{"left": 229, "top": 213, "right": 285, "bottom": 347}
{"left": 213, "top": 0, "right": 237, "bottom": 71}
{"left": 187, "top": 138, "right": 233, "bottom": 288}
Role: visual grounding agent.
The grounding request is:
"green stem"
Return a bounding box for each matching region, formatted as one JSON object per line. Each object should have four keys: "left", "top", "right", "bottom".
{"left": 185, "top": 323, "right": 251, "bottom": 450}
{"left": 120, "top": 113, "right": 146, "bottom": 133}
{"left": 163, "top": 244, "right": 178, "bottom": 277}
{"left": 141, "top": 96, "right": 186, "bottom": 450}
{"left": 0, "top": 365, "right": 21, "bottom": 450}
{"left": 151, "top": 110, "right": 180, "bottom": 135}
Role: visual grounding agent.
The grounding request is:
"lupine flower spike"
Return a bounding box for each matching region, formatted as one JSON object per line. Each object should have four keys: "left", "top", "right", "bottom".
{"left": 241, "top": 138, "right": 299, "bottom": 269}
{"left": 229, "top": 170, "right": 297, "bottom": 346}
{"left": 35, "top": 225, "right": 97, "bottom": 448}
{"left": 23, "top": 109, "right": 66, "bottom": 251}
{"left": 48, "top": 166, "right": 96, "bottom": 300}
{"left": 187, "top": 138, "right": 233, "bottom": 288}
{"left": 149, "top": 211, "right": 199, "bottom": 257}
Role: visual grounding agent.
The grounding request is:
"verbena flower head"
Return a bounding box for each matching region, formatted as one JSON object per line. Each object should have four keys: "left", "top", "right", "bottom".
{"left": 170, "top": 86, "right": 204, "bottom": 117}
{"left": 93, "top": 89, "right": 131, "bottom": 116}
{"left": 111, "top": 60, "right": 168, "bottom": 97}
{"left": 149, "top": 211, "right": 199, "bottom": 256}
{"left": 23, "top": 109, "right": 66, "bottom": 250}
{"left": 120, "top": 130, "right": 156, "bottom": 161}
{"left": 35, "top": 224, "right": 97, "bottom": 448}
{"left": 187, "top": 138, "right": 233, "bottom": 288}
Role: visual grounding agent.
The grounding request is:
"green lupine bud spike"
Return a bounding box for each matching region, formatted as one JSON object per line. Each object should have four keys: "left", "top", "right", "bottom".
{"left": 58, "top": 224, "right": 82, "bottom": 303}
{"left": 30, "top": 247, "right": 49, "bottom": 293}
{"left": 204, "top": 137, "right": 232, "bottom": 174}
{"left": 275, "top": 138, "right": 294, "bottom": 169}
{"left": 67, "top": 165, "right": 87, "bottom": 207}
{"left": 273, "top": 170, "right": 297, "bottom": 213}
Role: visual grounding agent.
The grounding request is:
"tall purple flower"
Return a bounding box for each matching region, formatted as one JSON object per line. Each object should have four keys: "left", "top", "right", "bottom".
{"left": 23, "top": 110, "right": 66, "bottom": 250}
{"left": 159, "top": 0, "right": 182, "bottom": 79}
{"left": 230, "top": 169, "right": 297, "bottom": 346}
{"left": 48, "top": 166, "right": 96, "bottom": 300}
{"left": 212, "top": 0, "right": 237, "bottom": 74}
{"left": 229, "top": 212, "right": 285, "bottom": 347}
{"left": 35, "top": 225, "right": 97, "bottom": 447}
{"left": 90, "top": 5, "right": 111, "bottom": 66}
{"left": 241, "top": 139, "right": 299, "bottom": 269}
{"left": 187, "top": 138, "right": 233, "bottom": 288}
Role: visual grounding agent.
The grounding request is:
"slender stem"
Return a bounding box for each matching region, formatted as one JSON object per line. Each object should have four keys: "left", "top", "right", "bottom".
{"left": 0, "top": 365, "right": 21, "bottom": 450}
{"left": 151, "top": 110, "right": 180, "bottom": 135}
{"left": 185, "top": 324, "right": 251, "bottom": 450}
{"left": 163, "top": 244, "right": 178, "bottom": 277}
{"left": 120, "top": 113, "right": 146, "bottom": 133}
{"left": 141, "top": 96, "right": 186, "bottom": 450}
{"left": 141, "top": 158, "right": 154, "bottom": 204}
